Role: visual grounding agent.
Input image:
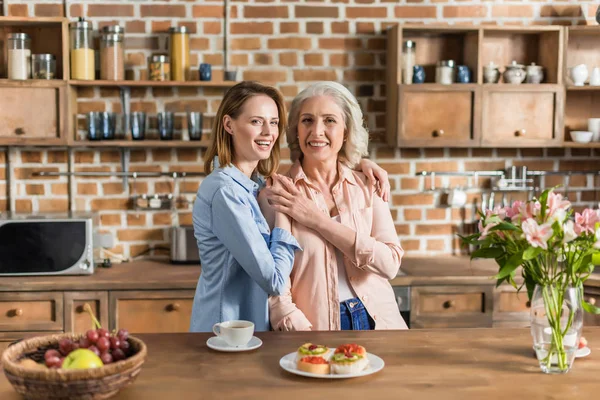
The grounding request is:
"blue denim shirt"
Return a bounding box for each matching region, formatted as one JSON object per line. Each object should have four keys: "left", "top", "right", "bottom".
{"left": 190, "top": 164, "right": 301, "bottom": 332}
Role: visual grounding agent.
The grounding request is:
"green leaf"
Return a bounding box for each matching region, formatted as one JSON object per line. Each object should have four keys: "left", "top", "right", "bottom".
{"left": 471, "top": 247, "right": 504, "bottom": 259}
{"left": 489, "top": 222, "right": 519, "bottom": 232}
{"left": 592, "top": 252, "right": 600, "bottom": 266}
{"left": 539, "top": 188, "right": 550, "bottom": 221}
{"left": 522, "top": 246, "right": 543, "bottom": 261}
{"left": 583, "top": 301, "right": 600, "bottom": 315}
{"left": 494, "top": 252, "right": 523, "bottom": 280}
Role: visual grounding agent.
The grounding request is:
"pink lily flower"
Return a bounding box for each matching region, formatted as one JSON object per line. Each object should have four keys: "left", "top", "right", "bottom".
{"left": 521, "top": 218, "right": 553, "bottom": 250}
{"left": 574, "top": 209, "right": 600, "bottom": 235}
{"left": 546, "top": 192, "right": 571, "bottom": 223}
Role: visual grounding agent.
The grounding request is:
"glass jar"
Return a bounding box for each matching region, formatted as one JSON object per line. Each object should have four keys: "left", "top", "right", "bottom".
{"left": 100, "top": 33, "right": 125, "bottom": 80}
{"left": 436, "top": 60, "right": 455, "bottom": 85}
{"left": 7, "top": 33, "right": 31, "bottom": 80}
{"left": 101, "top": 25, "right": 125, "bottom": 38}
{"left": 149, "top": 55, "right": 170, "bottom": 81}
{"left": 70, "top": 18, "right": 95, "bottom": 80}
{"left": 169, "top": 27, "right": 190, "bottom": 81}
{"left": 32, "top": 54, "right": 56, "bottom": 79}
{"left": 402, "top": 40, "right": 416, "bottom": 85}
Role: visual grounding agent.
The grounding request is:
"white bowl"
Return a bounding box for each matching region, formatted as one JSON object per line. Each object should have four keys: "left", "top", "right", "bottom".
{"left": 571, "top": 130, "right": 593, "bottom": 143}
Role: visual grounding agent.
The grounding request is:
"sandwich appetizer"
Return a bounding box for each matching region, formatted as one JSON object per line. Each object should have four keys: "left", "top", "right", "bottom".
{"left": 297, "top": 356, "right": 330, "bottom": 375}
{"left": 330, "top": 344, "right": 369, "bottom": 374}
{"left": 296, "top": 343, "right": 330, "bottom": 362}
{"left": 334, "top": 344, "right": 367, "bottom": 357}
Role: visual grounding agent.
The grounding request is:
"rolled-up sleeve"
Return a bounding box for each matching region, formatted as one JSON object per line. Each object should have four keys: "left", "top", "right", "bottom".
{"left": 352, "top": 194, "right": 404, "bottom": 280}
{"left": 269, "top": 277, "right": 313, "bottom": 331}
{"left": 212, "top": 185, "right": 301, "bottom": 296}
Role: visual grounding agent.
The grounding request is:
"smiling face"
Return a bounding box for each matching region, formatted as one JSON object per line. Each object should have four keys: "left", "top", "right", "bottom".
{"left": 297, "top": 95, "right": 346, "bottom": 164}
{"left": 223, "top": 94, "right": 280, "bottom": 171}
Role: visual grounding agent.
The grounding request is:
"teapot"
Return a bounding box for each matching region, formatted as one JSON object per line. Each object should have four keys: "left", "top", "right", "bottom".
{"left": 503, "top": 61, "right": 526, "bottom": 84}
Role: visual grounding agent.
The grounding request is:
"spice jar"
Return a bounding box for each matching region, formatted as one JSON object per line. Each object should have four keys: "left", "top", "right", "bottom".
{"left": 70, "top": 18, "right": 95, "bottom": 80}
{"left": 436, "top": 60, "right": 455, "bottom": 85}
{"left": 100, "top": 33, "right": 125, "bottom": 80}
{"left": 32, "top": 54, "right": 56, "bottom": 79}
{"left": 7, "top": 33, "right": 31, "bottom": 80}
{"left": 149, "top": 55, "right": 170, "bottom": 81}
{"left": 169, "top": 27, "right": 190, "bottom": 81}
{"left": 402, "top": 40, "right": 416, "bottom": 85}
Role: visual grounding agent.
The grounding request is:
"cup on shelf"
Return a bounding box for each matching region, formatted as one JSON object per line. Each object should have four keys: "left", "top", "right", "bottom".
{"left": 86, "top": 112, "right": 102, "bottom": 141}
{"left": 456, "top": 65, "right": 471, "bottom": 83}
{"left": 587, "top": 118, "right": 600, "bottom": 141}
{"left": 570, "top": 130, "right": 593, "bottom": 144}
{"left": 570, "top": 64, "right": 588, "bottom": 86}
{"left": 412, "top": 65, "right": 425, "bottom": 84}
{"left": 525, "top": 63, "right": 544, "bottom": 84}
{"left": 187, "top": 112, "right": 203, "bottom": 141}
{"left": 224, "top": 69, "right": 237, "bottom": 81}
{"left": 130, "top": 112, "right": 147, "bottom": 141}
{"left": 483, "top": 61, "right": 500, "bottom": 84}
{"left": 100, "top": 112, "right": 117, "bottom": 140}
{"left": 199, "top": 63, "right": 212, "bottom": 81}
{"left": 590, "top": 67, "right": 600, "bottom": 86}
{"left": 158, "top": 111, "right": 174, "bottom": 140}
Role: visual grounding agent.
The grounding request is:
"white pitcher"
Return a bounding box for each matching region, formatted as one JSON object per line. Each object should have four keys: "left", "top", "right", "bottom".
{"left": 570, "top": 64, "right": 588, "bottom": 86}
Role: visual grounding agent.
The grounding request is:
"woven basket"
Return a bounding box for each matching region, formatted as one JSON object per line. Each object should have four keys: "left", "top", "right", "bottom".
{"left": 1, "top": 332, "right": 147, "bottom": 400}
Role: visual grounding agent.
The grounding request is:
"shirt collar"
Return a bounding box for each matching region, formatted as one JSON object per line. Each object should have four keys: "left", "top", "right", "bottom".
{"left": 218, "top": 159, "right": 261, "bottom": 195}
{"left": 289, "top": 160, "right": 358, "bottom": 187}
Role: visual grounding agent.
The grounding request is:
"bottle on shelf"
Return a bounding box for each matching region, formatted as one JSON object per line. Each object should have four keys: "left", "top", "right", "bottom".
{"left": 169, "top": 27, "right": 190, "bottom": 81}
{"left": 100, "top": 32, "right": 125, "bottom": 81}
{"left": 32, "top": 54, "right": 56, "bottom": 79}
{"left": 7, "top": 33, "right": 31, "bottom": 80}
{"left": 402, "top": 40, "right": 416, "bottom": 85}
{"left": 70, "top": 18, "right": 95, "bottom": 80}
{"left": 149, "top": 55, "right": 170, "bottom": 82}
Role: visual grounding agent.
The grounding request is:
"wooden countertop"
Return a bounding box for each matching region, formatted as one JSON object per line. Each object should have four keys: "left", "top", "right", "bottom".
{"left": 1, "top": 256, "right": 599, "bottom": 291}
{"left": 2, "top": 328, "right": 599, "bottom": 399}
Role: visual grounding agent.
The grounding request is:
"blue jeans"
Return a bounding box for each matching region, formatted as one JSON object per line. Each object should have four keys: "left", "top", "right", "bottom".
{"left": 340, "top": 298, "right": 375, "bottom": 331}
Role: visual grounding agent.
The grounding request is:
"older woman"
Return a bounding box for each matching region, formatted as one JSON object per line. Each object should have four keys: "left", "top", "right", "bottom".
{"left": 265, "top": 82, "right": 408, "bottom": 331}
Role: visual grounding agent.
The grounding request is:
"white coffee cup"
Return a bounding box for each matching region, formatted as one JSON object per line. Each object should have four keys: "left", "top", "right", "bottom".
{"left": 212, "top": 320, "right": 254, "bottom": 347}
{"left": 447, "top": 188, "right": 467, "bottom": 208}
{"left": 588, "top": 118, "right": 600, "bottom": 141}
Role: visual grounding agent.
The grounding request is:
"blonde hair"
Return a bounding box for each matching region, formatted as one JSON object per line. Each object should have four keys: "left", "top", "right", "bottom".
{"left": 286, "top": 81, "right": 369, "bottom": 168}
{"left": 203, "top": 81, "right": 287, "bottom": 177}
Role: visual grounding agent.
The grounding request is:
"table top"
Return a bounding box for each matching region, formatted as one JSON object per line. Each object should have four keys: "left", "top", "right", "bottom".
{"left": 2, "top": 328, "right": 599, "bottom": 399}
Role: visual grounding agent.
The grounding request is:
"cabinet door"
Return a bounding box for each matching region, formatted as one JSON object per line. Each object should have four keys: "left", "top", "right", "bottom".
{"left": 399, "top": 87, "right": 479, "bottom": 147}
{"left": 492, "top": 285, "right": 531, "bottom": 328}
{"left": 0, "top": 292, "right": 63, "bottom": 331}
{"left": 411, "top": 285, "right": 493, "bottom": 328}
{"left": 64, "top": 291, "right": 109, "bottom": 334}
{"left": 482, "top": 88, "right": 562, "bottom": 147}
{"left": 109, "top": 290, "right": 195, "bottom": 333}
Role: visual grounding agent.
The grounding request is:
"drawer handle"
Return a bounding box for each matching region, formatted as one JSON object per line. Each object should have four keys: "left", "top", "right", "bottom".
{"left": 432, "top": 129, "right": 445, "bottom": 137}
{"left": 443, "top": 300, "right": 455, "bottom": 309}
{"left": 9, "top": 308, "right": 23, "bottom": 317}
{"left": 515, "top": 129, "right": 526, "bottom": 137}
{"left": 526, "top": 301, "right": 531, "bottom": 308}
{"left": 166, "top": 303, "right": 180, "bottom": 312}
{"left": 15, "top": 127, "right": 25, "bottom": 135}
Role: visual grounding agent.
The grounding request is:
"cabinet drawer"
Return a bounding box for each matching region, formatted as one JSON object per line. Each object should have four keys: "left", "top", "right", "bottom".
{"left": 482, "top": 89, "right": 560, "bottom": 146}
{"left": 0, "top": 292, "right": 63, "bottom": 331}
{"left": 411, "top": 286, "right": 492, "bottom": 329}
{"left": 64, "top": 291, "right": 109, "bottom": 334}
{"left": 492, "top": 286, "right": 531, "bottom": 328}
{"left": 110, "top": 290, "right": 195, "bottom": 333}
{"left": 400, "top": 89, "right": 477, "bottom": 146}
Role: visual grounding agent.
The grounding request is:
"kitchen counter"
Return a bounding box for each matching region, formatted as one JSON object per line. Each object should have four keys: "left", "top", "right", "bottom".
{"left": 1, "top": 256, "right": 599, "bottom": 291}
{"left": 1, "top": 328, "right": 599, "bottom": 399}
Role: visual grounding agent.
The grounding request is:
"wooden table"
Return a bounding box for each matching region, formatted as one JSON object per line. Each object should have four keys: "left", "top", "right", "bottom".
{"left": 1, "top": 328, "right": 599, "bottom": 399}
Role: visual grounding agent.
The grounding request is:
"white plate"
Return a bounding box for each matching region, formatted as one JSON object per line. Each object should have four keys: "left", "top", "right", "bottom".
{"left": 206, "top": 336, "right": 263, "bottom": 352}
{"left": 576, "top": 346, "right": 591, "bottom": 358}
{"left": 279, "top": 350, "right": 384, "bottom": 379}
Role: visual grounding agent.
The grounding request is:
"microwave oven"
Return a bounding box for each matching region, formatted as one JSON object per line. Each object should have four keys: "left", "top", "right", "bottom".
{"left": 0, "top": 214, "right": 94, "bottom": 276}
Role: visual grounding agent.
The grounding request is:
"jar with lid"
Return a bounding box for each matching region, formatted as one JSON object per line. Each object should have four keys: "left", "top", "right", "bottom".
{"left": 402, "top": 40, "right": 416, "bottom": 84}
{"left": 436, "top": 60, "right": 455, "bottom": 85}
{"left": 100, "top": 33, "right": 125, "bottom": 80}
{"left": 169, "top": 27, "right": 190, "bottom": 81}
{"left": 70, "top": 18, "right": 95, "bottom": 80}
{"left": 32, "top": 54, "right": 56, "bottom": 79}
{"left": 7, "top": 33, "right": 31, "bottom": 80}
{"left": 149, "top": 55, "right": 170, "bottom": 81}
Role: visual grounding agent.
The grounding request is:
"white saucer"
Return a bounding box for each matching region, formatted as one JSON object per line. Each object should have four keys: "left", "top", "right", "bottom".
{"left": 279, "top": 350, "right": 385, "bottom": 379}
{"left": 206, "top": 336, "right": 262, "bottom": 352}
{"left": 576, "top": 346, "right": 591, "bottom": 358}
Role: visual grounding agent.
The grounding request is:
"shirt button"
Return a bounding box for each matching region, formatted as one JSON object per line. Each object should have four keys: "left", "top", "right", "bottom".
{"left": 373, "top": 315, "right": 377, "bottom": 320}
{"left": 362, "top": 295, "right": 368, "bottom": 302}
{"left": 339, "top": 207, "right": 345, "bottom": 213}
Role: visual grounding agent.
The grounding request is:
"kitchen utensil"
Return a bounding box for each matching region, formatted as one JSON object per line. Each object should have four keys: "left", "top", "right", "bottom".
{"left": 564, "top": 173, "right": 570, "bottom": 199}
{"left": 481, "top": 192, "right": 488, "bottom": 213}
{"left": 571, "top": 130, "right": 593, "bottom": 143}
{"left": 489, "top": 191, "right": 495, "bottom": 210}
{"left": 158, "top": 111, "right": 174, "bottom": 140}
{"left": 447, "top": 187, "right": 467, "bottom": 208}
{"left": 187, "top": 112, "right": 203, "bottom": 141}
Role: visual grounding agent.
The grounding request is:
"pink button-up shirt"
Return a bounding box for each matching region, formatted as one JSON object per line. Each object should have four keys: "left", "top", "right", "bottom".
{"left": 268, "top": 160, "right": 408, "bottom": 331}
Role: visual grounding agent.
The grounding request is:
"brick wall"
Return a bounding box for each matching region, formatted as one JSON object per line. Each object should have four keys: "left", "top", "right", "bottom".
{"left": 2, "top": 0, "right": 600, "bottom": 258}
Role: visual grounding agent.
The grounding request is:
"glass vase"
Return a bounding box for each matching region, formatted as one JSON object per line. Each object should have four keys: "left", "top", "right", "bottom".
{"left": 530, "top": 283, "right": 583, "bottom": 374}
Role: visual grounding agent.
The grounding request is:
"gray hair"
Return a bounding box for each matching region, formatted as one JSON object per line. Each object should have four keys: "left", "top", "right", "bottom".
{"left": 286, "top": 81, "right": 369, "bottom": 168}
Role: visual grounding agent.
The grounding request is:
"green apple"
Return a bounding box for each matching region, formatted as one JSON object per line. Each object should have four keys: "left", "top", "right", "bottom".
{"left": 62, "top": 349, "right": 104, "bottom": 370}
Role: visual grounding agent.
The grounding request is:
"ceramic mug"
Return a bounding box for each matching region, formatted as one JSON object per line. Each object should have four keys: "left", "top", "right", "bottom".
{"left": 456, "top": 65, "right": 471, "bottom": 83}
{"left": 213, "top": 320, "right": 254, "bottom": 347}
{"left": 412, "top": 65, "right": 425, "bottom": 84}
{"left": 570, "top": 64, "right": 588, "bottom": 86}
{"left": 590, "top": 67, "right": 600, "bottom": 86}
{"left": 447, "top": 188, "right": 468, "bottom": 208}
{"left": 588, "top": 118, "right": 600, "bottom": 141}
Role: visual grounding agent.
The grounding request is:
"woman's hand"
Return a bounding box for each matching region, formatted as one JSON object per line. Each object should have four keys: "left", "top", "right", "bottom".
{"left": 358, "top": 159, "right": 390, "bottom": 202}
{"left": 266, "top": 174, "right": 325, "bottom": 230}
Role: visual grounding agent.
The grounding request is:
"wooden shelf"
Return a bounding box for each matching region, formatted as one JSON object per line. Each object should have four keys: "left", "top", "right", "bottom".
{"left": 0, "top": 16, "right": 66, "bottom": 26}
{"left": 0, "top": 79, "right": 67, "bottom": 88}
{"left": 563, "top": 141, "right": 600, "bottom": 148}
{"left": 69, "top": 80, "right": 236, "bottom": 88}
{"left": 0, "top": 138, "right": 66, "bottom": 147}
{"left": 69, "top": 140, "right": 212, "bottom": 148}
{"left": 566, "top": 85, "right": 600, "bottom": 91}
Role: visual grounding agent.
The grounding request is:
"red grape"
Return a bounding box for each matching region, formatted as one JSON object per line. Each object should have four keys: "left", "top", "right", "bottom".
{"left": 109, "top": 337, "right": 120, "bottom": 350}
{"left": 44, "top": 349, "right": 61, "bottom": 361}
{"left": 45, "top": 356, "right": 61, "bottom": 368}
{"left": 100, "top": 352, "right": 113, "bottom": 364}
{"left": 71, "top": 342, "right": 80, "bottom": 351}
{"left": 119, "top": 339, "right": 130, "bottom": 352}
{"left": 88, "top": 345, "right": 100, "bottom": 357}
{"left": 96, "top": 328, "right": 109, "bottom": 339}
{"left": 79, "top": 337, "right": 91, "bottom": 349}
{"left": 112, "top": 348, "right": 125, "bottom": 361}
{"left": 117, "top": 329, "right": 129, "bottom": 341}
{"left": 97, "top": 337, "right": 110, "bottom": 352}
{"left": 86, "top": 329, "right": 99, "bottom": 343}
{"left": 58, "top": 339, "right": 73, "bottom": 356}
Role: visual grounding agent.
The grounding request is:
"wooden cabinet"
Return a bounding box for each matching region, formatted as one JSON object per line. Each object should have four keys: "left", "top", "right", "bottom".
{"left": 0, "top": 292, "right": 63, "bottom": 332}
{"left": 398, "top": 86, "right": 479, "bottom": 147}
{"left": 410, "top": 285, "right": 493, "bottom": 328}
{"left": 64, "top": 291, "right": 109, "bottom": 334}
{"left": 109, "top": 290, "right": 195, "bottom": 333}
{"left": 481, "top": 87, "right": 562, "bottom": 147}
{"left": 492, "top": 285, "right": 531, "bottom": 328}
